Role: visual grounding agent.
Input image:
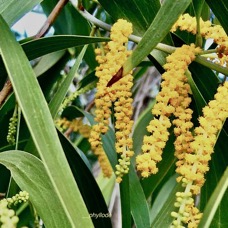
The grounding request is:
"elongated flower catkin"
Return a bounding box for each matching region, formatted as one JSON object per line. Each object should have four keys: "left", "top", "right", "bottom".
{"left": 136, "top": 44, "right": 200, "bottom": 178}
{"left": 89, "top": 19, "right": 134, "bottom": 180}
{"left": 172, "top": 82, "right": 228, "bottom": 227}
{"left": 165, "top": 45, "right": 200, "bottom": 174}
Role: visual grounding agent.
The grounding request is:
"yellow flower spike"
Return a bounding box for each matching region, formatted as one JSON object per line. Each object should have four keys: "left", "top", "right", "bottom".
{"left": 172, "top": 82, "right": 228, "bottom": 227}
{"left": 137, "top": 44, "right": 200, "bottom": 178}
{"left": 90, "top": 19, "right": 133, "bottom": 180}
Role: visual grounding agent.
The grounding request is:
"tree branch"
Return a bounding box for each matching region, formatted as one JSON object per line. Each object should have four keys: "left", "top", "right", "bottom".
{"left": 35, "top": 0, "right": 69, "bottom": 38}
{"left": 0, "top": 80, "right": 12, "bottom": 106}
{"left": 0, "top": 0, "right": 70, "bottom": 108}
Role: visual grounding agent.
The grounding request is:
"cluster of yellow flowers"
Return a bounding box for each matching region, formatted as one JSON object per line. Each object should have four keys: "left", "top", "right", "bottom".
{"left": 0, "top": 191, "right": 29, "bottom": 228}
{"left": 7, "top": 107, "right": 18, "bottom": 145}
{"left": 167, "top": 14, "right": 228, "bottom": 227}
{"left": 4, "top": 191, "right": 29, "bottom": 207}
{"left": 179, "top": 81, "right": 228, "bottom": 193}
{"left": 0, "top": 200, "right": 18, "bottom": 228}
{"left": 90, "top": 19, "right": 134, "bottom": 181}
{"left": 136, "top": 13, "right": 228, "bottom": 226}
{"left": 172, "top": 82, "right": 228, "bottom": 227}
{"left": 171, "top": 13, "right": 228, "bottom": 65}
{"left": 112, "top": 74, "right": 134, "bottom": 183}
{"left": 55, "top": 117, "right": 91, "bottom": 138}
{"left": 136, "top": 44, "right": 201, "bottom": 178}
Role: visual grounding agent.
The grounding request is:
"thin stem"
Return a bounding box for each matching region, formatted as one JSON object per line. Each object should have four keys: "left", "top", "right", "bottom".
{"left": 16, "top": 202, "right": 29, "bottom": 216}
{"left": 195, "top": 56, "right": 228, "bottom": 75}
{"left": 79, "top": 8, "right": 111, "bottom": 32}
{"left": 76, "top": 6, "right": 228, "bottom": 76}
{"left": 35, "top": 0, "right": 69, "bottom": 38}
{"left": 200, "top": 49, "right": 217, "bottom": 55}
{"left": 195, "top": 17, "right": 203, "bottom": 47}
{"left": 0, "top": 79, "right": 12, "bottom": 107}
{"left": 15, "top": 105, "right": 21, "bottom": 150}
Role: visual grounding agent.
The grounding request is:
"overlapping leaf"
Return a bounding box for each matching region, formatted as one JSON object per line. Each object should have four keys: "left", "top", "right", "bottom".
{"left": 205, "top": 0, "right": 228, "bottom": 34}
{"left": 0, "top": 14, "right": 93, "bottom": 227}
{"left": 0, "top": 151, "right": 71, "bottom": 228}
{"left": 123, "top": 0, "right": 192, "bottom": 75}
{"left": 0, "top": 0, "right": 42, "bottom": 26}
{"left": 98, "top": 0, "right": 161, "bottom": 36}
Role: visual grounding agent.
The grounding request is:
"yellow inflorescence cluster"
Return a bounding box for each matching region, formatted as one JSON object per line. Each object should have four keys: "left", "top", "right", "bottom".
{"left": 0, "top": 200, "right": 18, "bottom": 228}
{"left": 56, "top": 117, "right": 91, "bottom": 138}
{"left": 136, "top": 13, "right": 228, "bottom": 225}
{"left": 136, "top": 44, "right": 201, "bottom": 178}
{"left": 0, "top": 191, "right": 29, "bottom": 228}
{"left": 166, "top": 14, "right": 228, "bottom": 227}
{"left": 172, "top": 82, "right": 228, "bottom": 228}
{"left": 180, "top": 81, "right": 228, "bottom": 194}
{"left": 172, "top": 13, "right": 228, "bottom": 65}
{"left": 90, "top": 19, "right": 134, "bottom": 181}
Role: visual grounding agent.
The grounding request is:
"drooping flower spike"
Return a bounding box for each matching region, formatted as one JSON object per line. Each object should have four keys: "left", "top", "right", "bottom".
{"left": 90, "top": 19, "right": 134, "bottom": 181}
{"left": 136, "top": 44, "right": 201, "bottom": 178}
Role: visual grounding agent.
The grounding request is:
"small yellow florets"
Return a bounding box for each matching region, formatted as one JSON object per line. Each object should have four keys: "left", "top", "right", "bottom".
{"left": 0, "top": 191, "right": 29, "bottom": 228}
{"left": 176, "top": 81, "right": 228, "bottom": 194}
{"left": 171, "top": 191, "right": 203, "bottom": 228}
{"left": 172, "top": 13, "right": 228, "bottom": 66}
{"left": 172, "top": 82, "right": 228, "bottom": 227}
{"left": 90, "top": 19, "right": 133, "bottom": 181}
{"left": 0, "top": 200, "right": 19, "bottom": 228}
{"left": 55, "top": 117, "right": 91, "bottom": 138}
{"left": 136, "top": 44, "right": 200, "bottom": 178}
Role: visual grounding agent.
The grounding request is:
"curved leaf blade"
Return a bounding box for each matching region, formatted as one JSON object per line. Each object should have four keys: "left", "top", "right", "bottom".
{"left": 0, "top": 15, "right": 93, "bottom": 227}
{"left": 199, "top": 167, "right": 228, "bottom": 228}
{"left": 22, "top": 35, "right": 110, "bottom": 60}
{"left": 123, "top": 0, "right": 192, "bottom": 75}
{"left": 129, "top": 164, "right": 150, "bottom": 228}
{"left": 57, "top": 130, "right": 113, "bottom": 228}
{"left": 205, "top": 0, "right": 228, "bottom": 34}
{"left": 0, "top": 0, "right": 42, "bottom": 26}
{"left": 0, "top": 35, "right": 109, "bottom": 88}
{"left": 98, "top": 0, "right": 161, "bottom": 36}
{"left": 0, "top": 151, "right": 71, "bottom": 228}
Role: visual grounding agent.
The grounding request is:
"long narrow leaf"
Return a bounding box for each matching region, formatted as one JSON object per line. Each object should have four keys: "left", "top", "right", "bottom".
{"left": 21, "top": 35, "right": 109, "bottom": 60}
{"left": 98, "top": 0, "right": 161, "bottom": 36}
{"left": 129, "top": 164, "right": 150, "bottom": 228}
{"left": 198, "top": 167, "right": 228, "bottom": 228}
{"left": 120, "top": 175, "right": 131, "bottom": 228}
{"left": 205, "top": 0, "right": 228, "bottom": 34}
{"left": 57, "top": 131, "right": 113, "bottom": 228}
{"left": 0, "top": 15, "right": 93, "bottom": 227}
{"left": 49, "top": 45, "right": 88, "bottom": 118}
{"left": 0, "top": 35, "right": 109, "bottom": 88}
{"left": 123, "top": 0, "right": 192, "bottom": 75}
{"left": 0, "top": 151, "right": 71, "bottom": 228}
{"left": 0, "top": 0, "right": 42, "bottom": 26}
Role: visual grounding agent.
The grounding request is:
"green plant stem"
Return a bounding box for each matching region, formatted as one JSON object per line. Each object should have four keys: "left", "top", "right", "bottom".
{"left": 120, "top": 174, "right": 131, "bottom": 228}
{"left": 78, "top": 8, "right": 111, "bottom": 31}
{"left": 75, "top": 7, "right": 228, "bottom": 76}
{"left": 15, "top": 105, "right": 21, "bottom": 150}
{"left": 195, "top": 16, "right": 203, "bottom": 47}
{"left": 195, "top": 56, "right": 228, "bottom": 75}
{"left": 35, "top": 0, "right": 69, "bottom": 38}
{"left": 16, "top": 201, "right": 29, "bottom": 216}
